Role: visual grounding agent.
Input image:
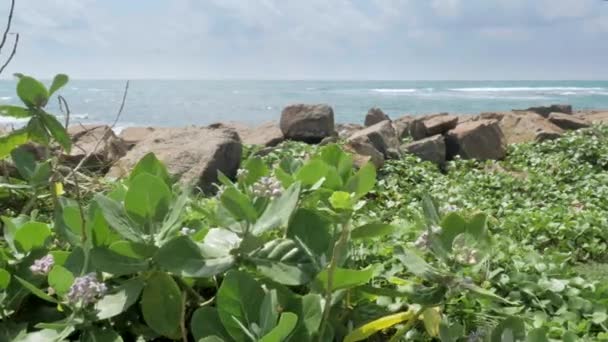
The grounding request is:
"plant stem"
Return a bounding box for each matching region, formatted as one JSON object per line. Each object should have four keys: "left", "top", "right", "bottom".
{"left": 175, "top": 276, "right": 207, "bottom": 305}
{"left": 317, "top": 219, "right": 351, "bottom": 342}
{"left": 180, "top": 291, "right": 188, "bottom": 342}
{"left": 388, "top": 306, "right": 426, "bottom": 342}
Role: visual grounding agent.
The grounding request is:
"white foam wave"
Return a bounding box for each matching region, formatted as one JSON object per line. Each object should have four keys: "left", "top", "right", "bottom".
{"left": 0, "top": 96, "right": 12, "bottom": 101}
{"left": 451, "top": 87, "right": 605, "bottom": 92}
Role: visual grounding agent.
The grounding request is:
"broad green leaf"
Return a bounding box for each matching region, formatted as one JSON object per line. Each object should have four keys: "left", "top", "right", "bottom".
{"left": 39, "top": 112, "right": 71, "bottom": 152}
{"left": 48, "top": 74, "right": 69, "bottom": 96}
{"left": 129, "top": 152, "right": 172, "bottom": 186}
{"left": 200, "top": 228, "right": 242, "bottom": 258}
{"left": 490, "top": 317, "right": 526, "bottom": 342}
{"left": 351, "top": 222, "right": 396, "bottom": 240}
{"left": 260, "top": 289, "right": 280, "bottom": 336}
{"left": 154, "top": 236, "right": 235, "bottom": 278}
{"left": 14, "top": 276, "right": 58, "bottom": 303}
{"left": 295, "top": 160, "right": 330, "bottom": 187}
{"left": 438, "top": 320, "right": 464, "bottom": 342}
{"left": 286, "top": 208, "right": 331, "bottom": 258}
{"left": 47, "top": 265, "right": 74, "bottom": 296}
{"left": 216, "top": 270, "right": 265, "bottom": 342}
{"left": 259, "top": 312, "right": 298, "bottom": 342}
{"left": 90, "top": 247, "right": 149, "bottom": 276}
{"left": 0, "top": 268, "right": 10, "bottom": 289}
{"left": 16, "top": 76, "right": 48, "bottom": 108}
{"left": 562, "top": 332, "right": 578, "bottom": 342}
{"left": 251, "top": 182, "right": 301, "bottom": 235}
{"left": 158, "top": 186, "right": 190, "bottom": 242}
{"left": 95, "top": 277, "right": 145, "bottom": 320}
{"left": 526, "top": 328, "right": 549, "bottom": 342}
{"left": 394, "top": 246, "right": 441, "bottom": 279}
{"left": 242, "top": 156, "right": 269, "bottom": 185}
{"left": 421, "top": 195, "right": 440, "bottom": 226}
{"left": 220, "top": 187, "right": 258, "bottom": 223}
{"left": 94, "top": 194, "right": 144, "bottom": 243}
{"left": 344, "top": 310, "right": 414, "bottom": 342}
{"left": 29, "top": 161, "right": 52, "bottom": 187}
{"left": 191, "top": 307, "right": 231, "bottom": 342}
{"left": 299, "top": 294, "right": 323, "bottom": 338}
{"left": 62, "top": 205, "right": 85, "bottom": 237}
{"left": 81, "top": 328, "right": 123, "bottom": 342}
{"left": 26, "top": 116, "right": 50, "bottom": 145}
{"left": 10, "top": 146, "right": 36, "bottom": 180}
{"left": 124, "top": 173, "right": 171, "bottom": 231}
{"left": 0, "top": 129, "right": 29, "bottom": 160}
{"left": 109, "top": 240, "right": 157, "bottom": 259}
{"left": 14, "top": 222, "right": 51, "bottom": 253}
{"left": 0, "top": 105, "right": 30, "bottom": 118}
{"left": 316, "top": 267, "right": 374, "bottom": 291}
{"left": 345, "top": 162, "right": 376, "bottom": 198}
{"left": 318, "top": 144, "right": 353, "bottom": 182}
{"left": 141, "top": 272, "right": 182, "bottom": 339}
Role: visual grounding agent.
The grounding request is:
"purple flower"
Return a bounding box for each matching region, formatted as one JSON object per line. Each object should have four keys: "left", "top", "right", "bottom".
{"left": 252, "top": 176, "right": 282, "bottom": 198}
{"left": 67, "top": 273, "right": 107, "bottom": 304}
{"left": 30, "top": 254, "right": 54, "bottom": 275}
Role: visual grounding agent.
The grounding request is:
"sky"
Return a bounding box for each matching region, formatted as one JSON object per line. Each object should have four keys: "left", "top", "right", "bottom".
{"left": 0, "top": 0, "right": 607, "bottom": 80}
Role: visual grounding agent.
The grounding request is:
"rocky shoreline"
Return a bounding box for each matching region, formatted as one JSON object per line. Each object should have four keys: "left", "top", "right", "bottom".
{"left": 34, "top": 104, "right": 608, "bottom": 192}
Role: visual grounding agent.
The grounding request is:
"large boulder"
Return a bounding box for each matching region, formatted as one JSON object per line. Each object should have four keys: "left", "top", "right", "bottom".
{"left": 403, "top": 135, "right": 446, "bottom": 165}
{"left": 392, "top": 115, "right": 415, "bottom": 139}
{"left": 119, "top": 127, "right": 163, "bottom": 148}
{"left": 347, "top": 120, "right": 400, "bottom": 159}
{"left": 575, "top": 111, "right": 608, "bottom": 125}
{"left": 446, "top": 120, "right": 506, "bottom": 161}
{"left": 486, "top": 111, "right": 563, "bottom": 144}
{"left": 522, "top": 104, "right": 572, "bottom": 118}
{"left": 423, "top": 114, "right": 458, "bottom": 136}
{"left": 280, "top": 104, "right": 335, "bottom": 143}
{"left": 336, "top": 123, "right": 364, "bottom": 139}
{"left": 209, "top": 122, "right": 284, "bottom": 147}
{"left": 107, "top": 126, "right": 242, "bottom": 193}
{"left": 548, "top": 113, "right": 589, "bottom": 130}
{"left": 365, "top": 107, "right": 390, "bottom": 127}
{"left": 344, "top": 139, "right": 384, "bottom": 169}
{"left": 64, "top": 125, "right": 129, "bottom": 172}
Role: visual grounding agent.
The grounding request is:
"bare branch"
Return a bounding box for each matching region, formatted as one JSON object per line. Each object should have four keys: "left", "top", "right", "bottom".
{"left": 58, "top": 95, "right": 71, "bottom": 128}
{"left": 111, "top": 80, "right": 130, "bottom": 128}
{"left": 0, "top": 32, "right": 17, "bottom": 75}
{"left": 0, "top": 0, "right": 15, "bottom": 53}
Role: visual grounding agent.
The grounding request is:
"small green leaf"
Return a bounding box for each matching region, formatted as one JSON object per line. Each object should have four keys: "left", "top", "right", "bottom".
{"left": 220, "top": 187, "right": 258, "bottom": 223}
{"left": 329, "top": 191, "right": 354, "bottom": 210}
{"left": 0, "top": 129, "right": 29, "bottom": 160}
{"left": 491, "top": 317, "right": 526, "bottom": 342}
{"left": 10, "top": 146, "right": 36, "bottom": 180}
{"left": 39, "top": 112, "right": 71, "bottom": 152}
{"left": 242, "top": 156, "right": 269, "bottom": 185}
{"left": 154, "top": 236, "right": 235, "bottom": 278}
{"left": 526, "top": 328, "right": 549, "bottom": 342}
{"left": 95, "top": 277, "right": 145, "bottom": 320}
{"left": 16, "top": 76, "right": 49, "bottom": 108}
{"left": 259, "top": 312, "right": 299, "bottom": 342}
{"left": 251, "top": 182, "right": 301, "bottom": 235}
{"left": 316, "top": 267, "right": 374, "bottom": 291}
{"left": 14, "top": 222, "right": 51, "bottom": 253}
{"left": 0, "top": 105, "right": 31, "bottom": 118}
{"left": 286, "top": 208, "right": 331, "bottom": 258}
{"left": 48, "top": 74, "right": 69, "bottom": 96}
{"left": 141, "top": 273, "right": 182, "bottom": 339}
{"left": 351, "top": 222, "right": 396, "bottom": 240}
{"left": 48, "top": 265, "right": 74, "bottom": 296}
{"left": 191, "top": 307, "right": 231, "bottom": 342}
{"left": 0, "top": 268, "right": 11, "bottom": 289}
{"left": 345, "top": 162, "right": 376, "bottom": 198}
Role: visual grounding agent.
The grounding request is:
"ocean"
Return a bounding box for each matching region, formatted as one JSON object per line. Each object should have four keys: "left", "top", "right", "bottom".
{"left": 1, "top": 80, "right": 607, "bottom": 129}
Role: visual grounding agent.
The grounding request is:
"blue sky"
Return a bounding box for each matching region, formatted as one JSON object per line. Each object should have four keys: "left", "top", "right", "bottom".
{"left": 1, "top": 0, "right": 608, "bottom": 80}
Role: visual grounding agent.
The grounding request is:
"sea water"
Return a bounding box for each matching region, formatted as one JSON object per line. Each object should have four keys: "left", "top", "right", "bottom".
{"left": 1, "top": 80, "right": 607, "bottom": 129}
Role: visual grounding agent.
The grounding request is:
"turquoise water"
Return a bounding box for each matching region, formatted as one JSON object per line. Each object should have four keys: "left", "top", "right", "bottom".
{"left": 1, "top": 80, "right": 607, "bottom": 128}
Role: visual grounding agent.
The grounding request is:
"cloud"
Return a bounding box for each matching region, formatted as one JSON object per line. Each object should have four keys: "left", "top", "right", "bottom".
{"left": 0, "top": 0, "right": 607, "bottom": 79}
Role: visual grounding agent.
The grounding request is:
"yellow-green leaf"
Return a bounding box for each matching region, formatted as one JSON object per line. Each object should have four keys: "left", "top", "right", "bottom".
{"left": 422, "top": 307, "right": 442, "bottom": 337}
{"left": 343, "top": 310, "right": 414, "bottom": 342}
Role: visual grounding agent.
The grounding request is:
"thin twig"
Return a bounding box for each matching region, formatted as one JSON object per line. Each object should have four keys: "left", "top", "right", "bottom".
{"left": 0, "top": 0, "right": 15, "bottom": 53}
{"left": 180, "top": 292, "right": 188, "bottom": 342}
{"left": 0, "top": 32, "right": 18, "bottom": 75}
{"left": 58, "top": 95, "right": 71, "bottom": 129}
{"left": 72, "top": 172, "right": 87, "bottom": 244}
{"left": 66, "top": 81, "right": 130, "bottom": 179}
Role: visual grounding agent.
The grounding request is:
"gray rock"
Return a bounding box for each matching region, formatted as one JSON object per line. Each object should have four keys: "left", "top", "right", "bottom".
{"left": 497, "top": 112, "right": 563, "bottom": 144}
{"left": 365, "top": 107, "right": 390, "bottom": 127}
{"left": 347, "top": 120, "right": 400, "bottom": 159}
{"left": 64, "top": 125, "right": 129, "bottom": 172}
{"left": 336, "top": 123, "right": 364, "bottom": 139}
{"left": 210, "top": 122, "right": 284, "bottom": 147}
{"left": 523, "top": 104, "right": 573, "bottom": 118}
{"left": 446, "top": 120, "right": 507, "bottom": 161}
{"left": 344, "top": 139, "right": 384, "bottom": 169}
{"left": 404, "top": 135, "right": 446, "bottom": 165}
{"left": 392, "top": 115, "right": 415, "bottom": 139}
{"left": 423, "top": 114, "right": 458, "bottom": 136}
{"left": 548, "top": 112, "right": 590, "bottom": 130}
{"left": 108, "top": 126, "right": 242, "bottom": 193}
{"left": 280, "top": 104, "right": 335, "bottom": 143}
